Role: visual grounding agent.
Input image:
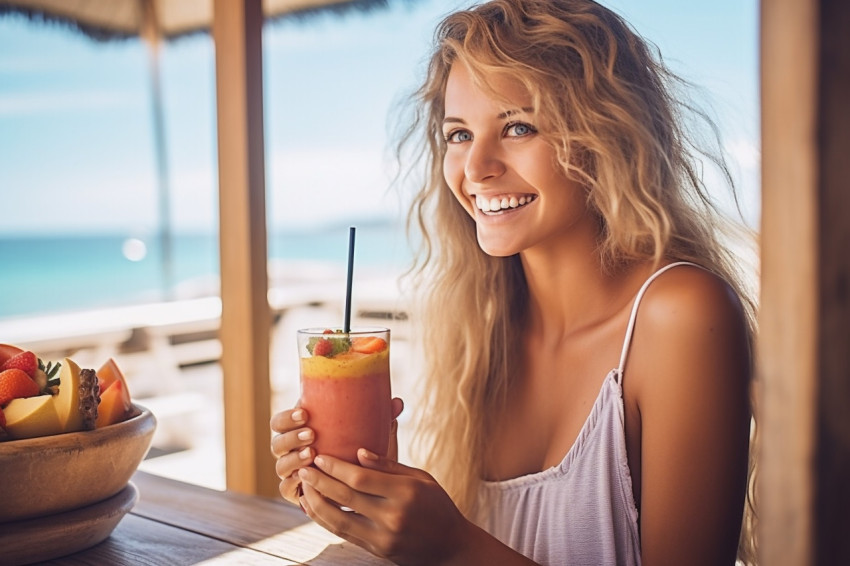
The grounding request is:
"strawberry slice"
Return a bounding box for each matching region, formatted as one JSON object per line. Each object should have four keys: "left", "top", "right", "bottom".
{"left": 0, "top": 368, "right": 41, "bottom": 406}
{"left": 2, "top": 350, "right": 38, "bottom": 378}
{"left": 350, "top": 336, "right": 388, "bottom": 354}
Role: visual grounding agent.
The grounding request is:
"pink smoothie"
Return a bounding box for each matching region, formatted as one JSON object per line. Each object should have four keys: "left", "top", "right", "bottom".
{"left": 300, "top": 348, "right": 391, "bottom": 464}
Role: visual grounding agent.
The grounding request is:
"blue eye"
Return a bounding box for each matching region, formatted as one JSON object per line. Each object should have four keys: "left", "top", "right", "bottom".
{"left": 506, "top": 122, "right": 536, "bottom": 137}
{"left": 445, "top": 130, "right": 472, "bottom": 143}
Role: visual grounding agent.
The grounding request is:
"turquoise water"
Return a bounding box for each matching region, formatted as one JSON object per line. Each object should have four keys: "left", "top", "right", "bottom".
{"left": 0, "top": 222, "right": 412, "bottom": 319}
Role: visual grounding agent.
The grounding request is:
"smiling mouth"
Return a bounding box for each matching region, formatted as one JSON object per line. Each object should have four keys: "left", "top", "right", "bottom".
{"left": 474, "top": 194, "right": 537, "bottom": 215}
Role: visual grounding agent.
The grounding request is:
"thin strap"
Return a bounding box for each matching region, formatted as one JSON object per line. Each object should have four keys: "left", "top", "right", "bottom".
{"left": 616, "top": 261, "right": 702, "bottom": 377}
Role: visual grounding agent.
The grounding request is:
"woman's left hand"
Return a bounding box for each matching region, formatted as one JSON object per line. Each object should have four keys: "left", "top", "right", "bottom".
{"left": 297, "top": 449, "right": 471, "bottom": 566}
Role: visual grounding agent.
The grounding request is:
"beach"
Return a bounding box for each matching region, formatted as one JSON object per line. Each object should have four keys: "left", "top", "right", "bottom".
{"left": 0, "top": 264, "right": 417, "bottom": 492}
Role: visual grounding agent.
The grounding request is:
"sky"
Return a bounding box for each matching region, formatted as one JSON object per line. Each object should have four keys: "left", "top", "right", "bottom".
{"left": 0, "top": 0, "right": 760, "bottom": 237}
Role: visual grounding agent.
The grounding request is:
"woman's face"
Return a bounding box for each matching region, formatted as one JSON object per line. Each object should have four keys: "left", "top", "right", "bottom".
{"left": 442, "top": 63, "right": 596, "bottom": 258}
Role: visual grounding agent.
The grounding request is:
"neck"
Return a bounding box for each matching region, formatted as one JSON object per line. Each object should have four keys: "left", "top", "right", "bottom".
{"left": 519, "top": 242, "right": 639, "bottom": 342}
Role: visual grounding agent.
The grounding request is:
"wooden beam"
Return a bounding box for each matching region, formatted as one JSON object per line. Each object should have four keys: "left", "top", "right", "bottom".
{"left": 814, "top": 0, "right": 850, "bottom": 562}
{"left": 212, "top": 0, "right": 278, "bottom": 497}
{"left": 760, "top": 0, "right": 850, "bottom": 563}
{"left": 759, "top": 0, "right": 818, "bottom": 563}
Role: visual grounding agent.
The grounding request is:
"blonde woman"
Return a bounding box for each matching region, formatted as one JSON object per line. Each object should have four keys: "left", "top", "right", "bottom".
{"left": 271, "top": 0, "right": 756, "bottom": 564}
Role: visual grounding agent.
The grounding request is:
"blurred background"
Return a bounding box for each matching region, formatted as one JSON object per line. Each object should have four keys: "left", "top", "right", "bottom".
{"left": 0, "top": 0, "right": 759, "bottom": 489}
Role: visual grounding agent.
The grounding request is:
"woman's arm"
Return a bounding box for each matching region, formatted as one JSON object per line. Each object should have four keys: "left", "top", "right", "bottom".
{"left": 298, "top": 451, "right": 539, "bottom": 566}
{"left": 629, "top": 267, "right": 751, "bottom": 565}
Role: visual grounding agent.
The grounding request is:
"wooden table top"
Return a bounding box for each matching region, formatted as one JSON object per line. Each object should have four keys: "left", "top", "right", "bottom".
{"left": 42, "top": 471, "right": 392, "bottom": 565}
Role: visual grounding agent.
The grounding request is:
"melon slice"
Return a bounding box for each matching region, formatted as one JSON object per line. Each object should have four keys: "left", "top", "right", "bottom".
{"left": 97, "top": 358, "right": 132, "bottom": 414}
{"left": 3, "top": 395, "right": 62, "bottom": 440}
{"left": 95, "top": 379, "right": 128, "bottom": 428}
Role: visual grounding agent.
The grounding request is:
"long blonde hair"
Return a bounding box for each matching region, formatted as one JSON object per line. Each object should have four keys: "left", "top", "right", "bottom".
{"left": 396, "top": 0, "right": 757, "bottom": 562}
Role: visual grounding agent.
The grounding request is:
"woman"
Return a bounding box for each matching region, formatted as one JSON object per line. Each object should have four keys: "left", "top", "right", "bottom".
{"left": 271, "top": 1, "right": 757, "bottom": 564}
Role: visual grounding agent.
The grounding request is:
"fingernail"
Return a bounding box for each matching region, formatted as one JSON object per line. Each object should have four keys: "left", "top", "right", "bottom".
{"left": 292, "top": 409, "right": 305, "bottom": 422}
{"left": 297, "top": 429, "right": 313, "bottom": 441}
{"left": 359, "top": 448, "right": 378, "bottom": 461}
{"left": 314, "top": 455, "right": 326, "bottom": 468}
{"left": 299, "top": 447, "right": 311, "bottom": 460}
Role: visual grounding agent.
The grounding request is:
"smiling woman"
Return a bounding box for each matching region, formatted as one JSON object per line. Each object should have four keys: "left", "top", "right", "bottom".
{"left": 1, "top": 4, "right": 760, "bottom": 558}
{"left": 270, "top": 1, "right": 758, "bottom": 564}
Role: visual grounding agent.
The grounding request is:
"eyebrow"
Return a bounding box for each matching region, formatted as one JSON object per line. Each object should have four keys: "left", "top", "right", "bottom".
{"left": 442, "top": 106, "right": 535, "bottom": 127}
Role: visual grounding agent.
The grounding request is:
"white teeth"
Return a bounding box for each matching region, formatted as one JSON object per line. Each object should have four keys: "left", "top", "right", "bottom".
{"left": 475, "top": 194, "right": 535, "bottom": 213}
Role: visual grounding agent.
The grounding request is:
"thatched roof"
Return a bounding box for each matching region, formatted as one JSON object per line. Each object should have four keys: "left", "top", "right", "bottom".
{"left": 0, "top": 0, "right": 400, "bottom": 42}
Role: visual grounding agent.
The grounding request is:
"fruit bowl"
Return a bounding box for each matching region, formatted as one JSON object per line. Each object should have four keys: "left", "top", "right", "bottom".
{"left": 0, "top": 404, "right": 156, "bottom": 523}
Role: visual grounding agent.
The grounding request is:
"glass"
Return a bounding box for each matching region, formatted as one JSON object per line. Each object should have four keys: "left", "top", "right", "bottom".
{"left": 297, "top": 326, "right": 392, "bottom": 464}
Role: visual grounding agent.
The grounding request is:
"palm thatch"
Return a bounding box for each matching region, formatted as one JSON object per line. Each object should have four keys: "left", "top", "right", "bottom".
{"left": 0, "top": 0, "right": 407, "bottom": 42}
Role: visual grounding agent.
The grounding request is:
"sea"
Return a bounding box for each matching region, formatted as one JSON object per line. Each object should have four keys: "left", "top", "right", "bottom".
{"left": 0, "top": 221, "right": 412, "bottom": 319}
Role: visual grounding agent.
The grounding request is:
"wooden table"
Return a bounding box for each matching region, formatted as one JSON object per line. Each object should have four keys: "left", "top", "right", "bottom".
{"left": 44, "top": 471, "right": 392, "bottom": 565}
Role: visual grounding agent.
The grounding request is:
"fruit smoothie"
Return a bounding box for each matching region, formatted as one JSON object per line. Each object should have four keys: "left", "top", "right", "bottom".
{"left": 298, "top": 328, "right": 391, "bottom": 464}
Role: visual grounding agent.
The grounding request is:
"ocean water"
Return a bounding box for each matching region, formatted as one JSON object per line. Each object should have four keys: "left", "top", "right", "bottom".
{"left": 0, "top": 221, "right": 412, "bottom": 319}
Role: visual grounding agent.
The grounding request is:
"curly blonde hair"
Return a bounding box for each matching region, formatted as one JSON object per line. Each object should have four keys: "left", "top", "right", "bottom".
{"left": 395, "top": 0, "right": 758, "bottom": 562}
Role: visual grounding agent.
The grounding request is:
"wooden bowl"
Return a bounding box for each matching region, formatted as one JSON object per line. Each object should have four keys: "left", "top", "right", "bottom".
{"left": 0, "top": 404, "right": 156, "bottom": 523}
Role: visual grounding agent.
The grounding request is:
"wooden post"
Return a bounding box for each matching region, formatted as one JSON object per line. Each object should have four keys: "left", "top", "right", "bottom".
{"left": 813, "top": 0, "right": 850, "bottom": 562}
{"left": 760, "top": 0, "right": 850, "bottom": 563}
{"left": 212, "top": 0, "right": 278, "bottom": 497}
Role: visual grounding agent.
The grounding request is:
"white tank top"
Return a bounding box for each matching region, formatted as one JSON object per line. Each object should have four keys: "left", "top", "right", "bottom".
{"left": 474, "top": 262, "right": 699, "bottom": 565}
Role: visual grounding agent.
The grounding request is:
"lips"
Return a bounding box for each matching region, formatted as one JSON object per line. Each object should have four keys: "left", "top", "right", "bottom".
{"left": 474, "top": 194, "right": 537, "bottom": 214}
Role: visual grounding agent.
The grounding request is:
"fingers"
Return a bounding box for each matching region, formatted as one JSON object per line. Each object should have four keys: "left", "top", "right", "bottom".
{"left": 270, "top": 406, "right": 307, "bottom": 434}
{"left": 270, "top": 425, "right": 314, "bottom": 458}
{"left": 278, "top": 471, "right": 305, "bottom": 506}
{"left": 299, "top": 482, "right": 379, "bottom": 554}
{"left": 270, "top": 407, "right": 313, "bottom": 460}
{"left": 275, "top": 442, "right": 314, "bottom": 475}
{"left": 358, "top": 449, "right": 425, "bottom": 479}
{"left": 298, "top": 460, "right": 374, "bottom": 511}
{"left": 391, "top": 397, "right": 404, "bottom": 420}
{"left": 270, "top": 406, "right": 315, "bottom": 506}
{"left": 312, "top": 453, "right": 425, "bottom": 499}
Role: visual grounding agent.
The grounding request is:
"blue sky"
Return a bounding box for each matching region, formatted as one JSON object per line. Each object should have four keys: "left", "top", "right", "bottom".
{"left": 0, "top": 0, "right": 759, "bottom": 236}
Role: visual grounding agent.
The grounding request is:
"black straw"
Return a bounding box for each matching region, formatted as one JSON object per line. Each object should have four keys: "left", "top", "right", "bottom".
{"left": 343, "top": 226, "right": 356, "bottom": 333}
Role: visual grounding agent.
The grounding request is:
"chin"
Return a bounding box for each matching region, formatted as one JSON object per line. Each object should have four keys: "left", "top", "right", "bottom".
{"left": 476, "top": 235, "right": 522, "bottom": 258}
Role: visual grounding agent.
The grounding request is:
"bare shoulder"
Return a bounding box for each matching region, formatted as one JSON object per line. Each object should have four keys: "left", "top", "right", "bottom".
{"left": 625, "top": 261, "right": 752, "bottom": 414}
{"left": 636, "top": 264, "right": 747, "bottom": 339}
{"left": 626, "top": 263, "right": 752, "bottom": 563}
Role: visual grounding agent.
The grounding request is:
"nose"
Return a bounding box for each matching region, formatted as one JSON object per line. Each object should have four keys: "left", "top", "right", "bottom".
{"left": 464, "top": 139, "right": 505, "bottom": 183}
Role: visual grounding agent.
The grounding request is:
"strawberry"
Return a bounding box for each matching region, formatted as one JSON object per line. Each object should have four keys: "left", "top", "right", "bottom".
{"left": 351, "top": 336, "right": 388, "bottom": 354}
{"left": 0, "top": 368, "right": 41, "bottom": 406}
{"left": 0, "top": 343, "right": 24, "bottom": 367}
{"left": 2, "top": 350, "right": 38, "bottom": 378}
{"left": 313, "top": 338, "right": 333, "bottom": 357}
{"left": 307, "top": 331, "right": 351, "bottom": 357}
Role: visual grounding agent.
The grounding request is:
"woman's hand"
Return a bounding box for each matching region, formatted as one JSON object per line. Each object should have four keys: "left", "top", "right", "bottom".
{"left": 297, "top": 450, "right": 471, "bottom": 566}
{"left": 270, "top": 406, "right": 316, "bottom": 506}
{"left": 270, "top": 398, "right": 405, "bottom": 506}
